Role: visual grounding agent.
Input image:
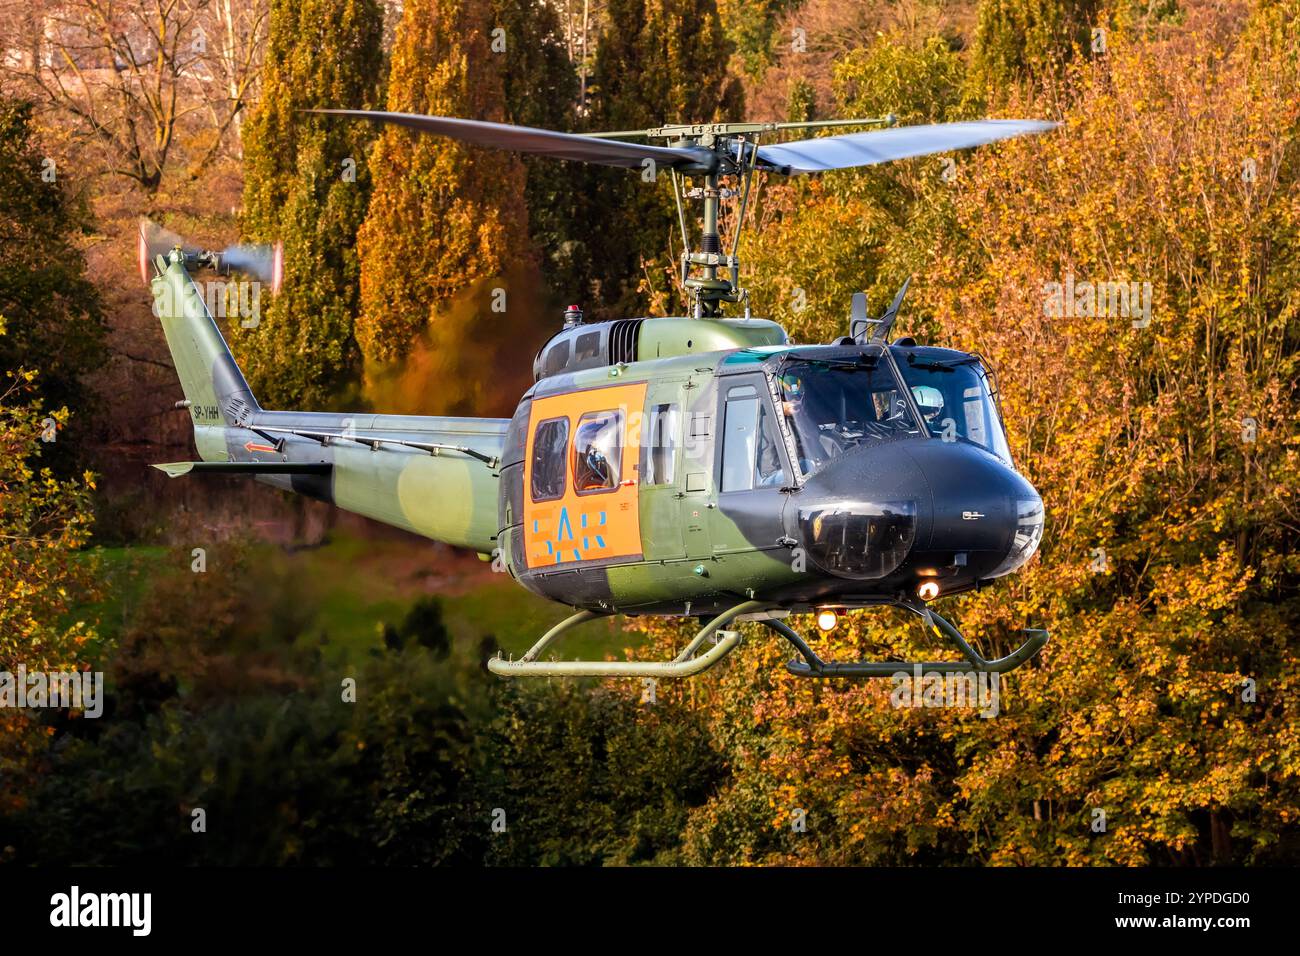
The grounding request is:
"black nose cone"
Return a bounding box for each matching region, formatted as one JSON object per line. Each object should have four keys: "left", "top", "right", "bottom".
{"left": 782, "top": 439, "right": 1043, "bottom": 588}
{"left": 902, "top": 439, "right": 1042, "bottom": 575}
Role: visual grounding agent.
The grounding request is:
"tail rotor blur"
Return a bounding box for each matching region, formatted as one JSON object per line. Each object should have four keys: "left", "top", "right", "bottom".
{"left": 138, "top": 218, "right": 284, "bottom": 294}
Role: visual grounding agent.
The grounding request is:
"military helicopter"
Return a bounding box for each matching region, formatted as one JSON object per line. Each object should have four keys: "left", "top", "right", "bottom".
{"left": 144, "top": 109, "right": 1054, "bottom": 680}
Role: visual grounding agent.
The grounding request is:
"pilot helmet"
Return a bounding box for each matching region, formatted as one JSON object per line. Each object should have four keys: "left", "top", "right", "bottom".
{"left": 911, "top": 384, "right": 944, "bottom": 419}
{"left": 779, "top": 372, "right": 804, "bottom": 401}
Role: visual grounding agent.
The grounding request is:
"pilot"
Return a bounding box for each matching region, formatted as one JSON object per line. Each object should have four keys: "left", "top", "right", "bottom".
{"left": 910, "top": 385, "right": 946, "bottom": 432}
{"left": 573, "top": 417, "right": 616, "bottom": 491}
{"left": 575, "top": 441, "right": 613, "bottom": 490}
{"left": 779, "top": 371, "right": 810, "bottom": 429}
{"left": 779, "top": 373, "right": 802, "bottom": 416}
{"left": 777, "top": 371, "right": 821, "bottom": 476}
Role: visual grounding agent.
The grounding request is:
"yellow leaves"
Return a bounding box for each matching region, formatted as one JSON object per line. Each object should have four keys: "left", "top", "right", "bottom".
{"left": 1154, "top": 544, "right": 1254, "bottom": 618}
{"left": 0, "top": 374, "right": 98, "bottom": 674}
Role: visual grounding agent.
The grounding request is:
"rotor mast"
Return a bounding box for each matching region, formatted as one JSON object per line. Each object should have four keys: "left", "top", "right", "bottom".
{"left": 686, "top": 169, "right": 731, "bottom": 318}
{"left": 610, "top": 118, "right": 896, "bottom": 318}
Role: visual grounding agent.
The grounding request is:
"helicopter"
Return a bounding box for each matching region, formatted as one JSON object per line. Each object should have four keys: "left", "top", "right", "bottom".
{"left": 144, "top": 109, "right": 1054, "bottom": 680}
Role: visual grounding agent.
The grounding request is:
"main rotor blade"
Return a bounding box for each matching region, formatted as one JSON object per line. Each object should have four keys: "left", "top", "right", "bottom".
{"left": 755, "top": 119, "right": 1058, "bottom": 174}
{"left": 310, "top": 109, "right": 708, "bottom": 170}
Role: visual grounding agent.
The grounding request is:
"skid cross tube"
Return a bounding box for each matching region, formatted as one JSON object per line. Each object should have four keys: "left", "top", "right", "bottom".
{"left": 771, "top": 603, "right": 1048, "bottom": 678}
{"left": 485, "top": 600, "right": 1046, "bottom": 680}
{"left": 487, "top": 600, "right": 770, "bottom": 678}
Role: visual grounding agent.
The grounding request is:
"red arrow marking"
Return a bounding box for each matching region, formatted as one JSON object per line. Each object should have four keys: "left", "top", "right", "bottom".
{"left": 244, "top": 441, "right": 276, "bottom": 454}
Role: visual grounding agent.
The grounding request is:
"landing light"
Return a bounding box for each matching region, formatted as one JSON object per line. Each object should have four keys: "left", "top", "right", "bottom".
{"left": 917, "top": 581, "right": 940, "bottom": 601}
{"left": 816, "top": 610, "right": 839, "bottom": 632}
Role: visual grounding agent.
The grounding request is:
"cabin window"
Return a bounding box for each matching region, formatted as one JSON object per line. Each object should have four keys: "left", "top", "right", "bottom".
{"left": 754, "top": 403, "right": 786, "bottom": 487}
{"left": 575, "top": 331, "right": 602, "bottom": 363}
{"left": 543, "top": 340, "right": 570, "bottom": 378}
{"left": 962, "top": 386, "right": 989, "bottom": 449}
{"left": 530, "top": 417, "right": 569, "bottom": 502}
{"left": 642, "top": 403, "right": 679, "bottom": 485}
{"left": 572, "top": 409, "right": 623, "bottom": 494}
{"left": 776, "top": 356, "right": 923, "bottom": 477}
{"left": 897, "top": 356, "right": 1012, "bottom": 464}
{"left": 720, "top": 385, "right": 760, "bottom": 492}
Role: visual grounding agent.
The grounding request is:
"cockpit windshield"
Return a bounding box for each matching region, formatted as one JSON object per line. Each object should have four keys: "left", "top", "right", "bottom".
{"left": 896, "top": 352, "right": 1012, "bottom": 464}
{"left": 774, "top": 354, "right": 923, "bottom": 478}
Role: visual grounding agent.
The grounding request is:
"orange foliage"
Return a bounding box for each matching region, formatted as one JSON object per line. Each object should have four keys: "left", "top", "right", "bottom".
{"left": 629, "top": 8, "right": 1300, "bottom": 865}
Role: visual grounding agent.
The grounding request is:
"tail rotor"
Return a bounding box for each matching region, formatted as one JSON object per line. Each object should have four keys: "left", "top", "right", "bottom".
{"left": 137, "top": 218, "right": 284, "bottom": 294}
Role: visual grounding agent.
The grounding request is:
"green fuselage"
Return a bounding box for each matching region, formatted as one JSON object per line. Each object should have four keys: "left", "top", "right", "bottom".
{"left": 153, "top": 252, "right": 1042, "bottom": 621}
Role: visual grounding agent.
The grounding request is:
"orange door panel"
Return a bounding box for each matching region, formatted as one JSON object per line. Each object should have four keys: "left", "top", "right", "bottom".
{"left": 523, "top": 382, "right": 647, "bottom": 568}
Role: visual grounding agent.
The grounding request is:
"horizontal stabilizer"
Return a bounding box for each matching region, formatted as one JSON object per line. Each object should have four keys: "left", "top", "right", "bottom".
{"left": 152, "top": 461, "right": 332, "bottom": 478}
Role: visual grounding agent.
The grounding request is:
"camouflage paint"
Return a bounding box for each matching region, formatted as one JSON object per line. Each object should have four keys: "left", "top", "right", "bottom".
{"left": 151, "top": 253, "right": 1042, "bottom": 629}
{"left": 151, "top": 253, "right": 504, "bottom": 553}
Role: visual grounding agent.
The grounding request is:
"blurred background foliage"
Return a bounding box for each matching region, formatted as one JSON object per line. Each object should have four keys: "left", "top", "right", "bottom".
{"left": 0, "top": 0, "right": 1297, "bottom": 865}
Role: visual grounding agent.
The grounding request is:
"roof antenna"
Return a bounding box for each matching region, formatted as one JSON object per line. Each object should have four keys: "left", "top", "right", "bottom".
{"left": 872, "top": 275, "right": 912, "bottom": 342}
{"left": 850, "top": 276, "right": 912, "bottom": 343}
{"left": 849, "top": 292, "right": 870, "bottom": 340}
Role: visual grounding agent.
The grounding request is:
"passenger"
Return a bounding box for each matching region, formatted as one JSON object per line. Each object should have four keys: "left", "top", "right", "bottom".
{"left": 573, "top": 416, "right": 617, "bottom": 490}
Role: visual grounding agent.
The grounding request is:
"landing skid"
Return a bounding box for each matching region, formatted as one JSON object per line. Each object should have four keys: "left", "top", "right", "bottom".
{"left": 486, "top": 601, "right": 763, "bottom": 678}
{"left": 770, "top": 599, "right": 1048, "bottom": 678}
{"left": 486, "top": 598, "right": 1047, "bottom": 680}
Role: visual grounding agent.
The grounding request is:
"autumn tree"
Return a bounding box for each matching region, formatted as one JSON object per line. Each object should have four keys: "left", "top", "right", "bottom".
{"left": 0, "top": 0, "right": 268, "bottom": 191}
{"left": 0, "top": 361, "right": 98, "bottom": 814}
{"left": 0, "top": 96, "right": 104, "bottom": 462}
{"left": 713, "top": 0, "right": 802, "bottom": 81}
{"left": 966, "top": 0, "right": 1102, "bottom": 98}
{"left": 582, "top": 0, "right": 743, "bottom": 317}
{"left": 590, "top": 0, "right": 743, "bottom": 130}
{"left": 236, "top": 0, "right": 384, "bottom": 408}
{"left": 354, "top": 0, "right": 547, "bottom": 416}
{"left": 492, "top": 0, "right": 582, "bottom": 305}
{"left": 659, "top": 3, "right": 1300, "bottom": 866}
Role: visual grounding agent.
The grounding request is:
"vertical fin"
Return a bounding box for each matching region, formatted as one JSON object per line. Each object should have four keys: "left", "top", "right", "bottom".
{"left": 149, "top": 250, "right": 260, "bottom": 459}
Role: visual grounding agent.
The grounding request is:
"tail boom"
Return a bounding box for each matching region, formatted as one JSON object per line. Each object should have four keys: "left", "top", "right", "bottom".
{"left": 149, "top": 251, "right": 505, "bottom": 554}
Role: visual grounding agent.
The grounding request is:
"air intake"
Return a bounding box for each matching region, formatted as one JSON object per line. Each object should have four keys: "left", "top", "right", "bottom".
{"left": 606, "top": 319, "right": 643, "bottom": 365}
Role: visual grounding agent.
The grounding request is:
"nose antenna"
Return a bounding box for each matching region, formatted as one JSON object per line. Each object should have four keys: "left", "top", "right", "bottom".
{"left": 849, "top": 275, "right": 912, "bottom": 343}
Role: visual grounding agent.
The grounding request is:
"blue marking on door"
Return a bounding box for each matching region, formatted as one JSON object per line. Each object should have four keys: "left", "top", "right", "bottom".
{"left": 548, "top": 507, "right": 610, "bottom": 561}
